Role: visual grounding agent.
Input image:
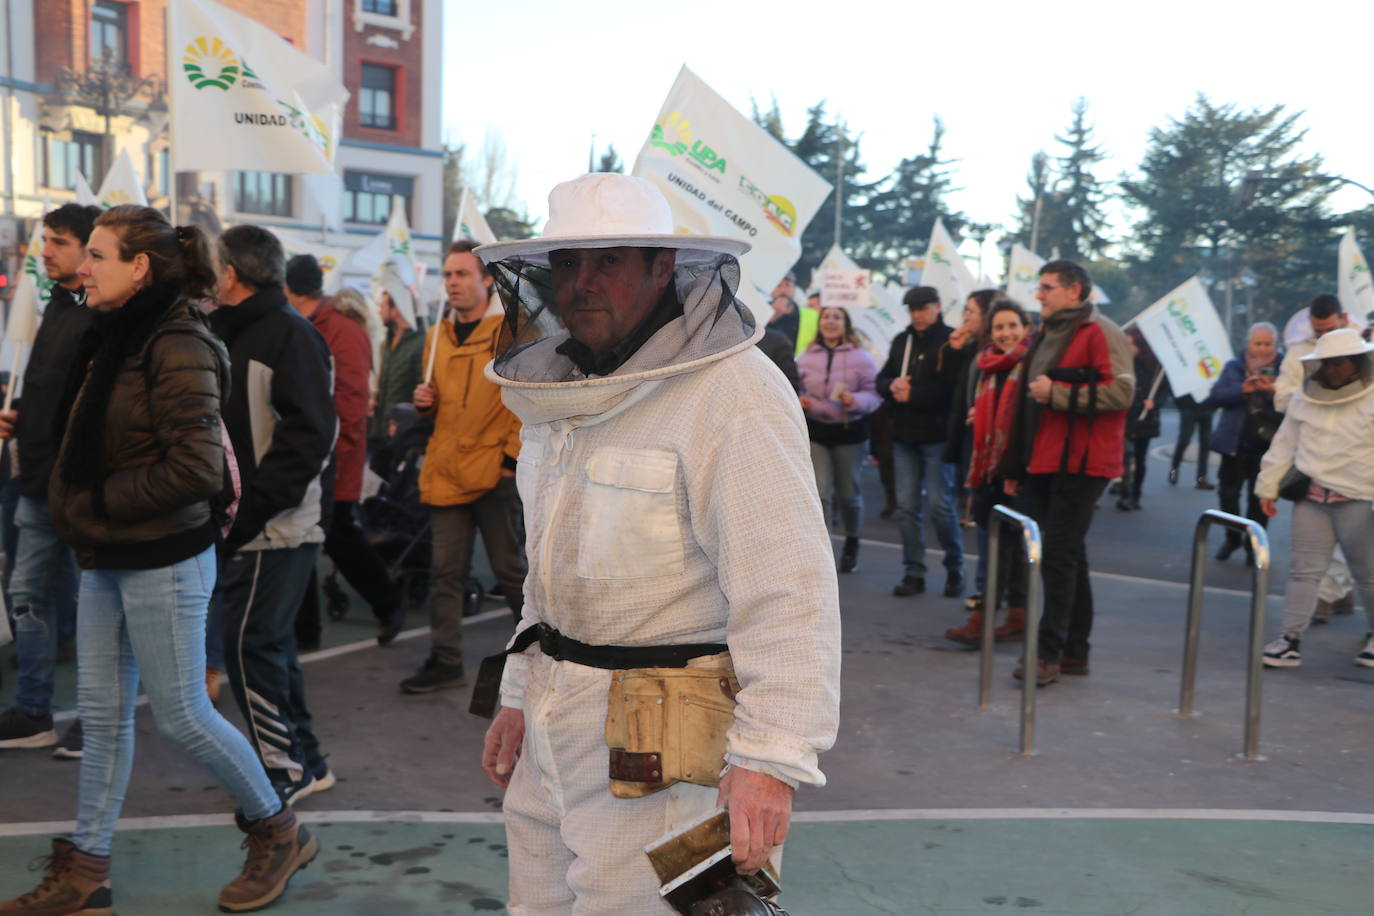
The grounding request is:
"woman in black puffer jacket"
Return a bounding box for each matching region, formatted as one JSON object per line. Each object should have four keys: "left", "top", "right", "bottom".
{"left": 3, "top": 206, "right": 316, "bottom": 916}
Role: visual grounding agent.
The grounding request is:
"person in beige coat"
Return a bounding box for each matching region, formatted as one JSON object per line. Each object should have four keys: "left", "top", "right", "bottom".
{"left": 475, "top": 174, "right": 841, "bottom": 914}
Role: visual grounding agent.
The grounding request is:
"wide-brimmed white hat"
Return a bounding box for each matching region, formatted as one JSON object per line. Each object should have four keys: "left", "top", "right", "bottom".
{"left": 475, "top": 173, "right": 750, "bottom": 266}
{"left": 1299, "top": 327, "right": 1374, "bottom": 361}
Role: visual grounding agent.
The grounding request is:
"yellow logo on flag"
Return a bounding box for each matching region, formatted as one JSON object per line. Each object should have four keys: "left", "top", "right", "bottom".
{"left": 183, "top": 37, "right": 240, "bottom": 91}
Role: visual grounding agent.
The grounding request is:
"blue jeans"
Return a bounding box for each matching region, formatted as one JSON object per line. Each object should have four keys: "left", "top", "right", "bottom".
{"left": 10, "top": 496, "right": 80, "bottom": 718}
{"left": 892, "top": 441, "right": 963, "bottom": 579}
{"left": 74, "top": 546, "right": 279, "bottom": 856}
{"left": 810, "top": 441, "right": 866, "bottom": 537}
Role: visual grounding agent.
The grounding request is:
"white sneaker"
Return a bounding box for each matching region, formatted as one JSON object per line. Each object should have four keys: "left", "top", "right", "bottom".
{"left": 1262, "top": 634, "right": 1302, "bottom": 668}
{"left": 1355, "top": 634, "right": 1374, "bottom": 669}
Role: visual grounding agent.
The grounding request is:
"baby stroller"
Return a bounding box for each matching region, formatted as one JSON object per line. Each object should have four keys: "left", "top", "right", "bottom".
{"left": 326, "top": 405, "right": 485, "bottom": 620}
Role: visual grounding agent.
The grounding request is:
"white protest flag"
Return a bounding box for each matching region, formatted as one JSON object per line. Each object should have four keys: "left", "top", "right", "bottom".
{"left": 921, "top": 218, "right": 977, "bottom": 326}
{"left": 94, "top": 150, "right": 148, "bottom": 209}
{"left": 4, "top": 210, "right": 52, "bottom": 408}
{"left": 1131, "top": 277, "right": 1234, "bottom": 401}
{"left": 1338, "top": 227, "right": 1374, "bottom": 319}
{"left": 1006, "top": 243, "right": 1045, "bottom": 312}
{"left": 453, "top": 188, "right": 497, "bottom": 245}
{"left": 168, "top": 0, "right": 346, "bottom": 175}
{"left": 271, "top": 228, "right": 350, "bottom": 294}
{"left": 633, "top": 65, "right": 831, "bottom": 323}
{"left": 74, "top": 173, "right": 98, "bottom": 207}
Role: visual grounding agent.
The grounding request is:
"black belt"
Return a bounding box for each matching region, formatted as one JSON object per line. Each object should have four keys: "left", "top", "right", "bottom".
{"left": 468, "top": 624, "right": 728, "bottom": 718}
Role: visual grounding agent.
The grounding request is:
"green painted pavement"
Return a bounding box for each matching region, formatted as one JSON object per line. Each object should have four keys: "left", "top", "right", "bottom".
{"left": 0, "top": 817, "right": 1368, "bottom": 914}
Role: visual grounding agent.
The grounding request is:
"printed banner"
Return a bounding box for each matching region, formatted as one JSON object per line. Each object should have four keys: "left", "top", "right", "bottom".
{"left": 814, "top": 244, "right": 906, "bottom": 358}
{"left": 1131, "top": 277, "right": 1234, "bottom": 401}
{"left": 632, "top": 65, "right": 832, "bottom": 322}
{"left": 168, "top": 0, "right": 346, "bottom": 175}
{"left": 920, "top": 218, "right": 977, "bottom": 326}
{"left": 1006, "top": 243, "right": 1045, "bottom": 312}
{"left": 820, "top": 269, "right": 871, "bottom": 310}
{"left": 1338, "top": 227, "right": 1373, "bottom": 320}
{"left": 271, "top": 228, "right": 350, "bottom": 294}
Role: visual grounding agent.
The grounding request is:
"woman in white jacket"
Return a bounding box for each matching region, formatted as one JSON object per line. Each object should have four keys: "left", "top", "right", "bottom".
{"left": 1256, "top": 328, "right": 1374, "bottom": 668}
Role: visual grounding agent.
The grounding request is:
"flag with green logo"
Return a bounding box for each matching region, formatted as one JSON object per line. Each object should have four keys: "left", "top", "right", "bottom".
{"left": 93, "top": 150, "right": 149, "bottom": 209}
{"left": 1006, "top": 243, "right": 1045, "bottom": 313}
{"left": 921, "top": 218, "right": 978, "bottom": 327}
{"left": 7, "top": 214, "right": 50, "bottom": 346}
{"left": 1338, "top": 228, "right": 1373, "bottom": 320}
{"left": 1131, "top": 277, "right": 1234, "bottom": 401}
{"left": 453, "top": 189, "right": 496, "bottom": 245}
{"left": 168, "top": 0, "right": 346, "bottom": 175}
{"left": 632, "top": 66, "right": 832, "bottom": 323}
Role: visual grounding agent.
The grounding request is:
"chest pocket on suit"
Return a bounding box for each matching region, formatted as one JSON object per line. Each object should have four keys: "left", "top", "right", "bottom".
{"left": 577, "top": 447, "right": 684, "bottom": 580}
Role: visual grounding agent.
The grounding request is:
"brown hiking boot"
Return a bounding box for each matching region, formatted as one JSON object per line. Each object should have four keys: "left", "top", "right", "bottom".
{"left": 994, "top": 606, "right": 1026, "bottom": 643}
{"left": 1060, "top": 656, "right": 1090, "bottom": 676}
{"left": 944, "top": 611, "right": 986, "bottom": 647}
{"left": 0, "top": 838, "right": 113, "bottom": 915}
{"left": 218, "top": 806, "right": 318, "bottom": 912}
{"left": 1012, "top": 657, "right": 1061, "bottom": 686}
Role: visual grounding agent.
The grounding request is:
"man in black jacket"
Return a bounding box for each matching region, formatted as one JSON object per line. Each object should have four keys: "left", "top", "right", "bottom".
{"left": 211, "top": 225, "right": 339, "bottom": 804}
{"left": 875, "top": 286, "right": 965, "bottom": 597}
{"left": 0, "top": 204, "right": 99, "bottom": 758}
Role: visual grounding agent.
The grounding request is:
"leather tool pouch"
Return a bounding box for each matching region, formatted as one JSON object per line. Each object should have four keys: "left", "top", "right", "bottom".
{"left": 605, "top": 654, "right": 738, "bottom": 799}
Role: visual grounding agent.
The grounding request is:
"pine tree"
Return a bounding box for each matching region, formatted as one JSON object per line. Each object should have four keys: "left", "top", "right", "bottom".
{"left": 1053, "top": 98, "right": 1111, "bottom": 259}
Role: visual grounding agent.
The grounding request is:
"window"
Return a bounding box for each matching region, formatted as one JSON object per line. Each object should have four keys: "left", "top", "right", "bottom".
{"left": 90, "top": 1, "right": 128, "bottom": 67}
{"left": 362, "top": 0, "right": 398, "bottom": 14}
{"left": 343, "top": 171, "right": 412, "bottom": 224}
{"left": 233, "top": 171, "right": 294, "bottom": 217}
{"left": 359, "top": 63, "right": 397, "bottom": 130}
{"left": 155, "top": 148, "right": 171, "bottom": 198}
{"left": 44, "top": 132, "right": 102, "bottom": 191}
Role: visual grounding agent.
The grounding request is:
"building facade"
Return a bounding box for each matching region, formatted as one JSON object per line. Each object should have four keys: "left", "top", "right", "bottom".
{"left": 0, "top": 0, "right": 444, "bottom": 300}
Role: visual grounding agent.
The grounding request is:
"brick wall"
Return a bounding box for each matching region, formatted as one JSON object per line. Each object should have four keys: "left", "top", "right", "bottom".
{"left": 34, "top": 0, "right": 308, "bottom": 85}
{"left": 342, "top": 2, "right": 423, "bottom": 149}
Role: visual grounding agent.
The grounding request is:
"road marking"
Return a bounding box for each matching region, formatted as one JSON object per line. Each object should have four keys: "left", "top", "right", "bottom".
{"left": 4, "top": 807, "right": 1372, "bottom": 838}
{"left": 50, "top": 606, "right": 513, "bottom": 723}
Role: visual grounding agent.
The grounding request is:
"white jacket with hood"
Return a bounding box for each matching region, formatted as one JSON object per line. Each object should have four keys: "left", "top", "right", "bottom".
{"left": 489, "top": 266, "right": 842, "bottom": 789}
{"left": 1257, "top": 360, "right": 1374, "bottom": 501}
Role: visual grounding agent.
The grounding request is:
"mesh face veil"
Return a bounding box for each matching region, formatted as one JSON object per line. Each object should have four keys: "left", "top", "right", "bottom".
{"left": 484, "top": 251, "right": 757, "bottom": 384}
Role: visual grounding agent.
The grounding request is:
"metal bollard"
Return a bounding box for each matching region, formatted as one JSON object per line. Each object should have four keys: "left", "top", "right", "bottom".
{"left": 979, "top": 505, "right": 1044, "bottom": 756}
{"left": 1177, "top": 509, "right": 1271, "bottom": 761}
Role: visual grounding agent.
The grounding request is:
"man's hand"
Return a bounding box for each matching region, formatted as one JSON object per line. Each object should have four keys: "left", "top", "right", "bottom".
{"left": 482, "top": 707, "right": 525, "bottom": 788}
{"left": 500, "top": 468, "right": 516, "bottom": 479}
{"left": 1003, "top": 478, "right": 1020, "bottom": 497}
{"left": 715, "top": 767, "right": 794, "bottom": 875}
{"left": 890, "top": 376, "right": 912, "bottom": 403}
{"left": 1028, "top": 374, "right": 1053, "bottom": 404}
{"left": 0, "top": 409, "right": 17, "bottom": 440}
{"left": 1143, "top": 399, "right": 1155, "bottom": 411}
{"left": 413, "top": 381, "right": 437, "bottom": 411}
{"left": 948, "top": 326, "right": 970, "bottom": 350}
{"left": 1260, "top": 497, "right": 1278, "bottom": 518}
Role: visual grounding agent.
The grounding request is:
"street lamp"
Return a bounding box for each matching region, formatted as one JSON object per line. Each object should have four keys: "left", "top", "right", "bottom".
{"left": 48, "top": 48, "right": 165, "bottom": 177}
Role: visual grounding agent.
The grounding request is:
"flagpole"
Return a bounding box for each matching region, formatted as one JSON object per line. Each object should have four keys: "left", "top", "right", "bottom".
{"left": 3, "top": 343, "right": 25, "bottom": 412}
{"left": 423, "top": 306, "right": 447, "bottom": 383}
{"left": 833, "top": 120, "right": 844, "bottom": 249}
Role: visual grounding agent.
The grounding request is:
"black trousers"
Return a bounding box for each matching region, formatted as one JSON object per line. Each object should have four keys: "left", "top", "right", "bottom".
{"left": 1172, "top": 408, "right": 1213, "bottom": 478}
{"left": 1018, "top": 473, "right": 1107, "bottom": 663}
{"left": 1218, "top": 452, "right": 1267, "bottom": 548}
{"left": 1122, "top": 437, "right": 1151, "bottom": 500}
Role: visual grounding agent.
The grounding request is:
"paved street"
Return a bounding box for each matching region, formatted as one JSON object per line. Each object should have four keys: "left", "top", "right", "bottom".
{"left": 2, "top": 414, "right": 1371, "bottom": 914}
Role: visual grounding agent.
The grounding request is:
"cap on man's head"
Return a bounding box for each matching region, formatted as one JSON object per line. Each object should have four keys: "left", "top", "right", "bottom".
{"left": 903, "top": 286, "right": 941, "bottom": 310}
{"left": 474, "top": 172, "right": 750, "bottom": 267}
{"left": 285, "top": 254, "right": 324, "bottom": 297}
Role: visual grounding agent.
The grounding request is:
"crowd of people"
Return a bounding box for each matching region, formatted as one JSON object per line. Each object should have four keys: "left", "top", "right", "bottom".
{"left": 0, "top": 172, "right": 1369, "bottom": 913}
{"left": 765, "top": 254, "right": 1374, "bottom": 683}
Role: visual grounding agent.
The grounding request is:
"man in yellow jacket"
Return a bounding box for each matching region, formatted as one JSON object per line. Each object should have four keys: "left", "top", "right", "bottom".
{"left": 402, "top": 240, "right": 526, "bottom": 694}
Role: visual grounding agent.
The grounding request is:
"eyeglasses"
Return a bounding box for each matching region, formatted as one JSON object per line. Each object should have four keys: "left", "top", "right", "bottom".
{"left": 1037, "top": 283, "right": 1063, "bottom": 293}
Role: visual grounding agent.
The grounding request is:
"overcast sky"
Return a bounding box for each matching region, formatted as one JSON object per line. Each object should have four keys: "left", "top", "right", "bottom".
{"left": 441, "top": 0, "right": 1373, "bottom": 259}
